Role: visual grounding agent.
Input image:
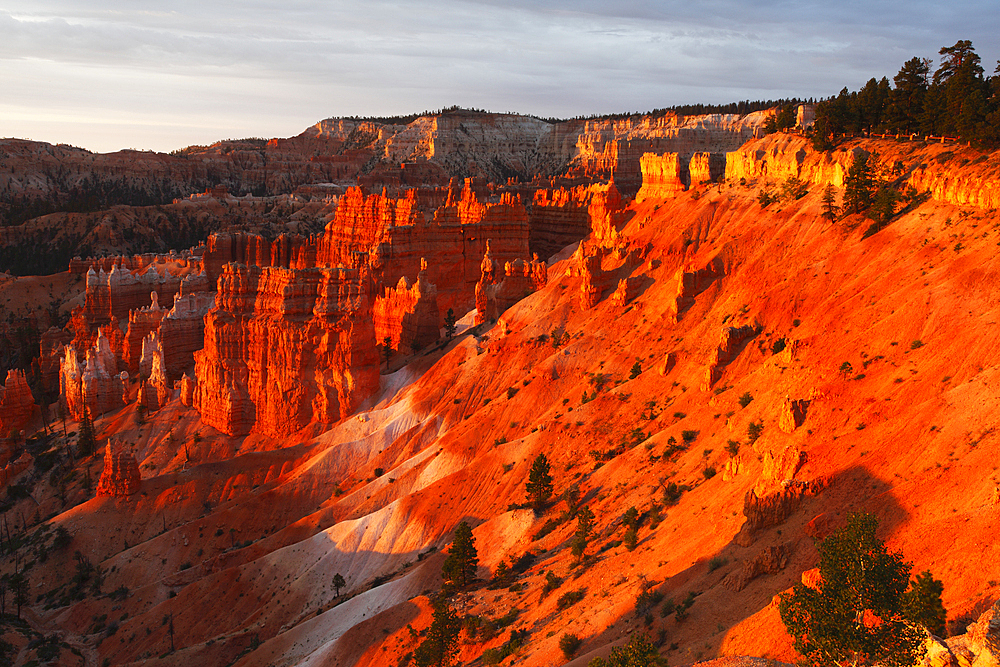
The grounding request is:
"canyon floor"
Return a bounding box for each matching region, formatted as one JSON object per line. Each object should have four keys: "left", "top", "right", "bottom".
{"left": 2, "top": 136, "right": 1000, "bottom": 666}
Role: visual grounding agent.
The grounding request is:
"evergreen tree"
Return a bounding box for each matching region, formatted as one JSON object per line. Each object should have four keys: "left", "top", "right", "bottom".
{"left": 414, "top": 596, "right": 461, "bottom": 667}
{"left": 442, "top": 521, "right": 478, "bottom": 588}
{"left": 821, "top": 184, "right": 839, "bottom": 221}
{"left": 571, "top": 506, "right": 595, "bottom": 560}
{"left": 843, "top": 151, "right": 878, "bottom": 214}
{"left": 525, "top": 453, "right": 553, "bottom": 511}
{"left": 903, "top": 570, "right": 948, "bottom": 638}
{"left": 77, "top": 406, "right": 97, "bottom": 457}
{"left": 444, "top": 308, "right": 457, "bottom": 340}
{"left": 779, "top": 513, "right": 923, "bottom": 667}
{"left": 888, "top": 57, "right": 930, "bottom": 133}
{"left": 332, "top": 573, "right": 346, "bottom": 597}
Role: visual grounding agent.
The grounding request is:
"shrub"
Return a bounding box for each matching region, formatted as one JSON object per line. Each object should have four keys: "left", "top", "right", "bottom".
{"left": 635, "top": 587, "right": 664, "bottom": 615}
{"left": 708, "top": 556, "right": 727, "bottom": 572}
{"left": 556, "top": 588, "right": 586, "bottom": 611}
{"left": 738, "top": 392, "right": 753, "bottom": 408}
{"left": 541, "top": 571, "right": 564, "bottom": 598}
{"left": 559, "top": 633, "right": 582, "bottom": 660}
{"left": 703, "top": 466, "right": 717, "bottom": 479}
{"left": 726, "top": 440, "right": 740, "bottom": 457}
{"left": 681, "top": 430, "right": 699, "bottom": 444}
{"left": 747, "top": 421, "right": 763, "bottom": 444}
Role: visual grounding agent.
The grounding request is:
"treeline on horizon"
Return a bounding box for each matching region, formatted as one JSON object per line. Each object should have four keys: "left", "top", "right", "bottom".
{"left": 812, "top": 40, "right": 1000, "bottom": 149}
{"left": 343, "top": 100, "right": 812, "bottom": 125}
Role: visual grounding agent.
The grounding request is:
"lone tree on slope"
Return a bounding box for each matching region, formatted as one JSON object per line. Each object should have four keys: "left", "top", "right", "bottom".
{"left": 779, "top": 513, "right": 925, "bottom": 667}
{"left": 444, "top": 308, "right": 457, "bottom": 340}
{"left": 332, "top": 573, "right": 346, "bottom": 597}
{"left": 442, "top": 521, "right": 478, "bottom": 589}
{"left": 526, "top": 453, "right": 553, "bottom": 512}
{"left": 414, "top": 595, "right": 461, "bottom": 667}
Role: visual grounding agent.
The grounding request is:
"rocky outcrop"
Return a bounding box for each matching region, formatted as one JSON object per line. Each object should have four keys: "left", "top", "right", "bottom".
{"left": 203, "top": 232, "right": 317, "bottom": 283}
{"left": 60, "top": 329, "right": 128, "bottom": 420}
{"left": 159, "top": 292, "right": 214, "bottom": 381}
{"left": 373, "top": 260, "right": 440, "bottom": 354}
{"left": 474, "top": 247, "right": 548, "bottom": 324}
{"left": 0, "top": 451, "right": 33, "bottom": 488}
{"left": 528, "top": 182, "right": 624, "bottom": 260}
{"left": 735, "top": 480, "right": 825, "bottom": 547}
{"left": 725, "top": 134, "right": 1000, "bottom": 210}
{"left": 124, "top": 293, "right": 165, "bottom": 375}
{"left": 670, "top": 261, "right": 723, "bottom": 322}
{"left": 636, "top": 152, "right": 686, "bottom": 202}
{"left": 704, "top": 322, "right": 762, "bottom": 389}
{"left": 0, "top": 370, "right": 35, "bottom": 436}
{"left": 778, "top": 398, "right": 810, "bottom": 433}
{"left": 84, "top": 264, "right": 182, "bottom": 326}
{"left": 39, "top": 327, "right": 73, "bottom": 394}
{"left": 96, "top": 439, "right": 141, "bottom": 497}
{"left": 689, "top": 152, "right": 726, "bottom": 185}
{"left": 139, "top": 337, "right": 171, "bottom": 412}
{"left": 192, "top": 264, "right": 379, "bottom": 437}
{"left": 611, "top": 276, "right": 644, "bottom": 306}
{"left": 918, "top": 599, "right": 1000, "bottom": 667}
{"left": 723, "top": 543, "right": 793, "bottom": 592}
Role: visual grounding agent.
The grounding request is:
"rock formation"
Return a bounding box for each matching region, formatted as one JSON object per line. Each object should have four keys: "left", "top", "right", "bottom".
{"left": 0, "top": 370, "right": 35, "bottom": 436}
{"left": 0, "top": 451, "right": 33, "bottom": 489}
{"left": 96, "top": 439, "right": 141, "bottom": 497}
{"left": 39, "top": 327, "right": 73, "bottom": 394}
{"left": 474, "top": 246, "right": 547, "bottom": 324}
{"left": 373, "top": 260, "right": 440, "bottom": 354}
{"left": 778, "top": 398, "right": 810, "bottom": 433}
{"left": 735, "top": 480, "right": 824, "bottom": 547}
{"left": 192, "top": 264, "right": 379, "bottom": 437}
{"left": 670, "top": 261, "right": 722, "bottom": 322}
{"left": 139, "top": 340, "right": 171, "bottom": 412}
{"left": 723, "top": 544, "right": 792, "bottom": 592}
{"left": 704, "top": 322, "right": 762, "bottom": 388}
{"left": 159, "top": 292, "right": 214, "bottom": 381}
{"left": 689, "top": 151, "right": 726, "bottom": 184}
{"left": 636, "top": 152, "right": 686, "bottom": 202}
{"left": 84, "top": 264, "right": 182, "bottom": 326}
{"left": 124, "top": 292, "right": 165, "bottom": 374}
{"left": 60, "top": 329, "right": 128, "bottom": 420}
{"left": 527, "top": 182, "right": 624, "bottom": 259}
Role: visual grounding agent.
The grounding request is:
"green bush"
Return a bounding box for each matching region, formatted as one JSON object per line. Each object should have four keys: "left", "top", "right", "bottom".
{"left": 560, "top": 633, "right": 583, "bottom": 660}
{"left": 556, "top": 588, "right": 586, "bottom": 611}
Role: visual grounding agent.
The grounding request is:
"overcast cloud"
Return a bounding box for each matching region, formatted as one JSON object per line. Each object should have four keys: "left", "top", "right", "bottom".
{"left": 1, "top": 1, "right": 995, "bottom": 153}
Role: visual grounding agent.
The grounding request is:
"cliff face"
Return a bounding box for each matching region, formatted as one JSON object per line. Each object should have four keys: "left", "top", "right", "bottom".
{"left": 84, "top": 264, "right": 182, "bottom": 326}
{"left": 528, "top": 182, "right": 624, "bottom": 259}
{"left": 724, "top": 134, "right": 1000, "bottom": 210}
{"left": 0, "top": 370, "right": 34, "bottom": 436}
{"left": 372, "top": 261, "right": 440, "bottom": 354}
{"left": 192, "top": 264, "right": 379, "bottom": 437}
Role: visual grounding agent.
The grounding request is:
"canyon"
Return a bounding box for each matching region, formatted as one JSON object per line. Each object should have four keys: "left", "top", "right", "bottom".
{"left": 0, "top": 110, "right": 999, "bottom": 667}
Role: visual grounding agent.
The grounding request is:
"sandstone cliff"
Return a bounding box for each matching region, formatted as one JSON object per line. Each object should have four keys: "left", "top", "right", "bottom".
{"left": 0, "top": 370, "right": 34, "bottom": 436}
{"left": 95, "top": 438, "right": 141, "bottom": 497}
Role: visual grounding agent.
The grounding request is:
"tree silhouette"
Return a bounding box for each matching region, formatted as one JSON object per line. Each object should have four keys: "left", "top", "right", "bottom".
{"left": 442, "top": 521, "right": 478, "bottom": 588}
{"left": 571, "top": 506, "right": 595, "bottom": 561}
{"left": 444, "top": 308, "right": 457, "bottom": 340}
{"left": 779, "top": 513, "right": 923, "bottom": 667}
{"left": 525, "top": 453, "right": 553, "bottom": 511}
{"left": 414, "top": 596, "right": 461, "bottom": 667}
{"left": 333, "top": 573, "right": 346, "bottom": 597}
{"left": 903, "top": 570, "right": 947, "bottom": 637}
{"left": 77, "top": 406, "right": 97, "bottom": 457}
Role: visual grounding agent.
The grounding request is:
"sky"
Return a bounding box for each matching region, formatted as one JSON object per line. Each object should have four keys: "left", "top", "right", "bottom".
{"left": 1, "top": 1, "right": 996, "bottom": 154}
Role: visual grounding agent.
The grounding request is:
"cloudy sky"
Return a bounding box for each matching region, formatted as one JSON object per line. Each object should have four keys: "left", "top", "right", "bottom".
{"left": 1, "top": 1, "right": 996, "bottom": 153}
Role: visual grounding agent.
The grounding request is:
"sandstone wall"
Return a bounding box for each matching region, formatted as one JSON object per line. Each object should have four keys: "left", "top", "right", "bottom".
{"left": 0, "top": 370, "right": 34, "bottom": 436}
{"left": 96, "top": 439, "right": 141, "bottom": 497}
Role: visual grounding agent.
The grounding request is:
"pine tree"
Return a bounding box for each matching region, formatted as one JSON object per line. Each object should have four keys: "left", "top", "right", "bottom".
{"left": 821, "top": 184, "right": 839, "bottom": 221}
{"left": 525, "top": 453, "right": 553, "bottom": 511}
{"left": 332, "top": 573, "right": 346, "bottom": 597}
{"left": 903, "top": 570, "right": 948, "bottom": 637}
{"left": 77, "top": 406, "right": 97, "bottom": 457}
{"left": 571, "top": 506, "right": 595, "bottom": 561}
{"left": 442, "top": 521, "right": 478, "bottom": 588}
{"left": 843, "top": 151, "right": 878, "bottom": 214}
{"left": 444, "top": 308, "right": 457, "bottom": 340}
{"left": 414, "top": 596, "right": 461, "bottom": 667}
{"left": 779, "top": 513, "right": 923, "bottom": 667}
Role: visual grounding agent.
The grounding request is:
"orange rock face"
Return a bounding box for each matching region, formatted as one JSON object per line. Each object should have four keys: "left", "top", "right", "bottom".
{"left": 475, "top": 248, "right": 547, "bottom": 324}
{"left": 96, "top": 439, "right": 141, "bottom": 497}
{"left": 59, "top": 329, "right": 127, "bottom": 420}
{"left": 0, "top": 370, "right": 35, "bottom": 436}
{"left": 159, "top": 292, "right": 214, "bottom": 381}
{"left": 636, "top": 152, "right": 686, "bottom": 202}
{"left": 528, "top": 182, "right": 624, "bottom": 259}
{"left": 203, "top": 232, "right": 317, "bottom": 283}
{"left": 192, "top": 264, "right": 379, "bottom": 437}
{"left": 124, "top": 294, "right": 165, "bottom": 375}
{"left": 373, "top": 260, "right": 440, "bottom": 354}
{"left": 84, "top": 264, "right": 182, "bottom": 326}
